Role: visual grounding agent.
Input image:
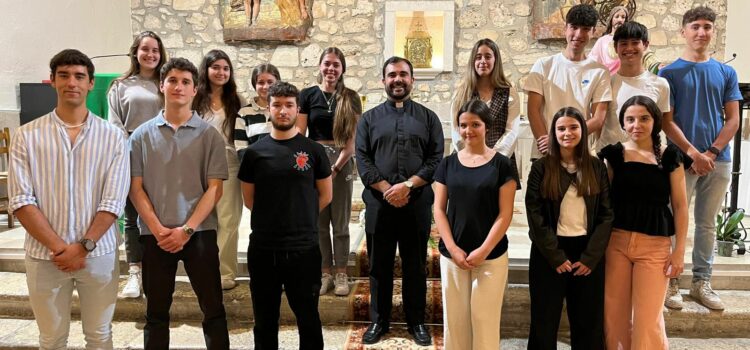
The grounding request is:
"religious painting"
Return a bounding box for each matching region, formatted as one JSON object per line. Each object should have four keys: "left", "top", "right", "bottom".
{"left": 531, "top": 0, "right": 637, "bottom": 40}
{"left": 222, "top": 0, "right": 313, "bottom": 43}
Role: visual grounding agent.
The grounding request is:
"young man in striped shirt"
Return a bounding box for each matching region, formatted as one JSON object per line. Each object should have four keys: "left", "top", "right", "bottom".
{"left": 8, "top": 49, "right": 130, "bottom": 349}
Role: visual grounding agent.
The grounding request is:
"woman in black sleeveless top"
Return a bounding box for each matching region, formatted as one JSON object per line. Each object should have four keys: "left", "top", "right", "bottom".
{"left": 599, "top": 96, "right": 689, "bottom": 350}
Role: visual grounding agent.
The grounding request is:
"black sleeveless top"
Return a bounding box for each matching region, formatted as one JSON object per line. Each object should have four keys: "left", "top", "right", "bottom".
{"left": 598, "top": 143, "right": 691, "bottom": 237}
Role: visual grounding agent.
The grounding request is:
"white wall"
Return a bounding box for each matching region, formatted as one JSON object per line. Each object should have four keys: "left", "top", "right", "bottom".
{"left": 0, "top": 1, "right": 132, "bottom": 112}
{"left": 726, "top": 0, "right": 750, "bottom": 82}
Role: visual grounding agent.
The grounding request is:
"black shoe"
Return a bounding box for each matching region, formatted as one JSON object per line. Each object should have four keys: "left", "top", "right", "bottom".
{"left": 408, "top": 324, "right": 431, "bottom": 346}
{"left": 362, "top": 322, "right": 389, "bottom": 344}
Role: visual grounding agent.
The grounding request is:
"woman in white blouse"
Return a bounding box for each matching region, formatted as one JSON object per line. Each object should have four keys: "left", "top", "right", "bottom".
{"left": 193, "top": 49, "right": 244, "bottom": 290}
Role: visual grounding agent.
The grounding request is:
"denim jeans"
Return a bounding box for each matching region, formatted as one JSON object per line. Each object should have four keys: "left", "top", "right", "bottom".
{"left": 123, "top": 197, "right": 143, "bottom": 263}
{"left": 685, "top": 161, "right": 731, "bottom": 282}
{"left": 25, "top": 251, "right": 119, "bottom": 350}
{"left": 216, "top": 149, "right": 242, "bottom": 280}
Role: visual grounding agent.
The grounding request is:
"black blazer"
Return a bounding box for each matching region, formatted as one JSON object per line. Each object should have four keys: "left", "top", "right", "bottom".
{"left": 525, "top": 157, "right": 614, "bottom": 269}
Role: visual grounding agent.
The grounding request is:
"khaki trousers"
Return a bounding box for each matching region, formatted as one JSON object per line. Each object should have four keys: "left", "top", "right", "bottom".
{"left": 440, "top": 253, "right": 508, "bottom": 350}
{"left": 605, "top": 229, "right": 670, "bottom": 350}
{"left": 216, "top": 149, "right": 242, "bottom": 280}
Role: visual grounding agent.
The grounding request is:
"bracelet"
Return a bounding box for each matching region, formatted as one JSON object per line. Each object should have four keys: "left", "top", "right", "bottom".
{"left": 332, "top": 165, "right": 342, "bottom": 173}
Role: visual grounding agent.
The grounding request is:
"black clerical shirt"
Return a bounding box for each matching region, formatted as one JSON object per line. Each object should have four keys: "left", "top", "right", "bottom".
{"left": 355, "top": 98, "right": 444, "bottom": 199}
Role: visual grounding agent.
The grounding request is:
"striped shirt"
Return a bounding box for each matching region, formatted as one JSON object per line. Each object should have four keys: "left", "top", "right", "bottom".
{"left": 8, "top": 111, "right": 130, "bottom": 260}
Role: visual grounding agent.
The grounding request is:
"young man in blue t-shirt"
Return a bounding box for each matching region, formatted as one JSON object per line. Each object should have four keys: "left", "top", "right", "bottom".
{"left": 659, "top": 6, "right": 742, "bottom": 311}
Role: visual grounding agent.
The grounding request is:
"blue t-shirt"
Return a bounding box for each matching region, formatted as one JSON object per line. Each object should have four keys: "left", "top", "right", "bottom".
{"left": 659, "top": 58, "right": 742, "bottom": 162}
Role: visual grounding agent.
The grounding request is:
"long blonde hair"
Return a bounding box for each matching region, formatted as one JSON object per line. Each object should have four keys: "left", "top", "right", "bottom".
{"left": 318, "top": 47, "right": 361, "bottom": 147}
{"left": 452, "top": 39, "right": 512, "bottom": 118}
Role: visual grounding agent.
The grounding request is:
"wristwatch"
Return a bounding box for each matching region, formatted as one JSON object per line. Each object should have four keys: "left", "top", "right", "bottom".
{"left": 79, "top": 238, "right": 96, "bottom": 252}
{"left": 708, "top": 146, "right": 721, "bottom": 156}
{"left": 403, "top": 180, "right": 414, "bottom": 190}
{"left": 182, "top": 225, "right": 195, "bottom": 237}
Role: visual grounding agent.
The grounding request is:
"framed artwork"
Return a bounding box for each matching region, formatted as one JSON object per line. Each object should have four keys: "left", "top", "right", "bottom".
{"left": 222, "top": 0, "right": 313, "bottom": 42}
{"left": 531, "top": 0, "right": 636, "bottom": 40}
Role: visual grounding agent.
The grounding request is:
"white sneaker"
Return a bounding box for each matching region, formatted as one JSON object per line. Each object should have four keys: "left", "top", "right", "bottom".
{"left": 121, "top": 265, "right": 142, "bottom": 298}
{"left": 690, "top": 280, "right": 725, "bottom": 310}
{"left": 320, "top": 273, "right": 334, "bottom": 294}
{"left": 334, "top": 273, "right": 350, "bottom": 296}
{"left": 221, "top": 278, "right": 237, "bottom": 290}
{"left": 664, "top": 278, "right": 684, "bottom": 310}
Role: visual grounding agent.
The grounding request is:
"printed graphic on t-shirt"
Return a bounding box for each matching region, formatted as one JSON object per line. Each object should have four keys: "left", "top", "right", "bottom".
{"left": 293, "top": 151, "right": 311, "bottom": 171}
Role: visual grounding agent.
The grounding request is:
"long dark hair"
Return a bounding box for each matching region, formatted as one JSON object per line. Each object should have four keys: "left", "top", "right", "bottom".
{"left": 455, "top": 99, "right": 492, "bottom": 128}
{"left": 251, "top": 63, "right": 281, "bottom": 92}
{"left": 317, "top": 47, "right": 361, "bottom": 147}
{"left": 619, "top": 95, "right": 664, "bottom": 165}
{"left": 118, "top": 31, "right": 167, "bottom": 83}
{"left": 193, "top": 49, "right": 242, "bottom": 142}
{"left": 542, "top": 107, "right": 601, "bottom": 200}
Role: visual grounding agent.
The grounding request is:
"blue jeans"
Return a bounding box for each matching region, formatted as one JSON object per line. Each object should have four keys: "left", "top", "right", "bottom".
{"left": 685, "top": 161, "right": 731, "bottom": 282}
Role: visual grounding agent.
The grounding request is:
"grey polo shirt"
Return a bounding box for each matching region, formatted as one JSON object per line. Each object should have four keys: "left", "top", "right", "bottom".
{"left": 129, "top": 111, "right": 228, "bottom": 235}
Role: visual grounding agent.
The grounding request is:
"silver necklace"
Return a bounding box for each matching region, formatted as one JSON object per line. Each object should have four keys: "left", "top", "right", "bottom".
{"left": 320, "top": 86, "right": 336, "bottom": 113}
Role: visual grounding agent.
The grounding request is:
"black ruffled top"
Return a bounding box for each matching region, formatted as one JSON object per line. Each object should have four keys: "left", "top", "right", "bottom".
{"left": 598, "top": 143, "right": 691, "bottom": 237}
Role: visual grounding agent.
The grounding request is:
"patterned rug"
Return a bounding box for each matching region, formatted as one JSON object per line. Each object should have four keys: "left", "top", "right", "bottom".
{"left": 349, "top": 279, "right": 443, "bottom": 324}
{"left": 351, "top": 228, "right": 442, "bottom": 279}
{"left": 343, "top": 323, "right": 444, "bottom": 350}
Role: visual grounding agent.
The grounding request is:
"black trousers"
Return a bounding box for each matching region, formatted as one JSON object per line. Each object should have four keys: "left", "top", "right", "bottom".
{"left": 248, "top": 243, "right": 324, "bottom": 350}
{"left": 366, "top": 201, "right": 431, "bottom": 327}
{"left": 528, "top": 237, "right": 605, "bottom": 350}
{"left": 141, "top": 231, "right": 229, "bottom": 350}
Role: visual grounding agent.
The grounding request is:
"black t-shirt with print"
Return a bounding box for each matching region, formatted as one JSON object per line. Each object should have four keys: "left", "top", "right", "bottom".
{"left": 238, "top": 133, "right": 331, "bottom": 250}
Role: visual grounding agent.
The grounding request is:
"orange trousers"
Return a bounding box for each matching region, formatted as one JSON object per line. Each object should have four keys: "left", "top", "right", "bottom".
{"left": 604, "top": 229, "right": 670, "bottom": 350}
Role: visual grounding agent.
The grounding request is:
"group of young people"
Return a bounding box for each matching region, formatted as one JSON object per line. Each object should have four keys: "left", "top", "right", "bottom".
{"left": 5, "top": 3, "right": 740, "bottom": 350}
{"left": 401, "top": 4, "right": 739, "bottom": 350}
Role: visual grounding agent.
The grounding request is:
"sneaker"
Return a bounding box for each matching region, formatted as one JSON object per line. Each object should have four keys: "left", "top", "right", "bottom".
{"left": 121, "top": 265, "right": 142, "bottom": 298}
{"left": 320, "top": 273, "right": 334, "bottom": 294}
{"left": 664, "top": 278, "right": 684, "bottom": 310}
{"left": 334, "top": 273, "right": 350, "bottom": 296}
{"left": 221, "top": 278, "right": 237, "bottom": 290}
{"left": 690, "top": 280, "right": 725, "bottom": 310}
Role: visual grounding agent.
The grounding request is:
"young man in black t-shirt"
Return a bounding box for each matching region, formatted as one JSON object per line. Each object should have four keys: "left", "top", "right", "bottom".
{"left": 238, "top": 81, "right": 332, "bottom": 349}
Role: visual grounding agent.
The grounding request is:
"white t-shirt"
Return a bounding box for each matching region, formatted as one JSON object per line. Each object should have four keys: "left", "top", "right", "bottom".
{"left": 595, "top": 71, "right": 671, "bottom": 152}
{"left": 204, "top": 108, "right": 238, "bottom": 151}
{"left": 524, "top": 53, "right": 612, "bottom": 157}
{"left": 557, "top": 184, "right": 588, "bottom": 237}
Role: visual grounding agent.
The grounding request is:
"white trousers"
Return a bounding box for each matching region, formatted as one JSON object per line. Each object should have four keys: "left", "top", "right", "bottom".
{"left": 440, "top": 253, "right": 509, "bottom": 350}
{"left": 25, "top": 251, "right": 119, "bottom": 350}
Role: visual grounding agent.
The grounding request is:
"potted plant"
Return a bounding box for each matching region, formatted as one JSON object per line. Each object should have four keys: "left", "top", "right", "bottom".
{"left": 716, "top": 209, "right": 745, "bottom": 257}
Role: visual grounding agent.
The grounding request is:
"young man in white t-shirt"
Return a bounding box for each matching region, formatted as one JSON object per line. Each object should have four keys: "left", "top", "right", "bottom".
{"left": 524, "top": 4, "right": 612, "bottom": 158}
{"left": 595, "top": 21, "right": 672, "bottom": 152}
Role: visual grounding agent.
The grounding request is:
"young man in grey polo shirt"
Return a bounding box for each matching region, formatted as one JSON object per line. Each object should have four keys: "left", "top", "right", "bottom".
{"left": 129, "top": 57, "right": 230, "bottom": 349}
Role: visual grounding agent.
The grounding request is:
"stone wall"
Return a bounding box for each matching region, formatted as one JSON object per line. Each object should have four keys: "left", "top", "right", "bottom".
{"left": 130, "top": 0, "right": 728, "bottom": 118}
